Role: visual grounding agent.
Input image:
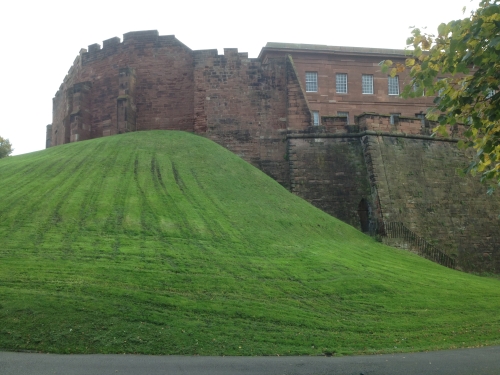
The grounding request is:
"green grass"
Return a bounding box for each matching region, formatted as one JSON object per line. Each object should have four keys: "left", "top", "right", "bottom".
{"left": 0, "top": 130, "right": 499, "bottom": 356}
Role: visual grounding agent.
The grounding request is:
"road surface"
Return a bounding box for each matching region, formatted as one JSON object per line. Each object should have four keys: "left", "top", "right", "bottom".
{"left": 1, "top": 346, "right": 499, "bottom": 375}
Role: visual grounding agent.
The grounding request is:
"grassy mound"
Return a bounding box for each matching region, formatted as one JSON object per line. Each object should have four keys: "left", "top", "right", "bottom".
{"left": 0, "top": 130, "right": 499, "bottom": 355}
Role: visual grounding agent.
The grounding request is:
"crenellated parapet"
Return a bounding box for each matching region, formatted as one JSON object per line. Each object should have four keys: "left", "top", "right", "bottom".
{"left": 80, "top": 31, "right": 191, "bottom": 65}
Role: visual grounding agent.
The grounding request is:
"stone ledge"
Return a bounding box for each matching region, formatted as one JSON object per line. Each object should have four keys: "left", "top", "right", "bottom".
{"left": 286, "top": 131, "right": 461, "bottom": 142}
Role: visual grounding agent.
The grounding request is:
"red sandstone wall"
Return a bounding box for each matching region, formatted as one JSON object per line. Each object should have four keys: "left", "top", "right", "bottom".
{"left": 193, "top": 49, "right": 290, "bottom": 186}
{"left": 285, "top": 56, "right": 312, "bottom": 131}
{"left": 51, "top": 31, "right": 194, "bottom": 146}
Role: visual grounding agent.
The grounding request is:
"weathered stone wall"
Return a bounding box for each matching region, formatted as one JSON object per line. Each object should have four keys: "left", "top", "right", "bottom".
{"left": 285, "top": 56, "right": 312, "bottom": 131}
{"left": 45, "top": 125, "right": 52, "bottom": 148}
{"left": 288, "top": 134, "right": 372, "bottom": 230}
{"left": 286, "top": 113, "right": 500, "bottom": 271}
{"left": 357, "top": 113, "right": 465, "bottom": 137}
{"left": 193, "top": 50, "right": 290, "bottom": 186}
{"left": 365, "top": 134, "right": 500, "bottom": 272}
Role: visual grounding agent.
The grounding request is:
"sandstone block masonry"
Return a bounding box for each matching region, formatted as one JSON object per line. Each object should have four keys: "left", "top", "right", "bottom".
{"left": 47, "top": 31, "right": 500, "bottom": 272}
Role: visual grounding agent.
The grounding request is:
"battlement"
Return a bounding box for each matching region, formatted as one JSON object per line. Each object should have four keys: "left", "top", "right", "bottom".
{"left": 192, "top": 47, "right": 253, "bottom": 64}
{"left": 223, "top": 48, "right": 239, "bottom": 56}
{"left": 123, "top": 30, "right": 159, "bottom": 43}
{"left": 80, "top": 31, "right": 190, "bottom": 65}
{"left": 103, "top": 37, "right": 120, "bottom": 48}
{"left": 87, "top": 43, "right": 101, "bottom": 53}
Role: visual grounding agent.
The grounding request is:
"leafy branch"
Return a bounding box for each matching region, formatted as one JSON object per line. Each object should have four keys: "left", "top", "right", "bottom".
{"left": 382, "top": 0, "right": 500, "bottom": 191}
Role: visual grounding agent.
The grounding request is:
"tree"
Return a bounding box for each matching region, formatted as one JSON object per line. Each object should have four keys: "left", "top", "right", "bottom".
{"left": 0, "top": 136, "right": 13, "bottom": 158}
{"left": 382, "top": 0, "right": 500, "bottom": 193}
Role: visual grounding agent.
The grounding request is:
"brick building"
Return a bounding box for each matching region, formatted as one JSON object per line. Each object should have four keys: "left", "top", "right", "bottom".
{"left": 47, "top": 30, "right": 500, "bottom": 272}
{"left": 259, "top": 42, "right": 431, "bottom": 126}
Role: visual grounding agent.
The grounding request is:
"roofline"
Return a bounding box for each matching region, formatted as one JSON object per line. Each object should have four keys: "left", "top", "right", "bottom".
{"left": 258, "top": 42, "right": 409, "bottom": 60}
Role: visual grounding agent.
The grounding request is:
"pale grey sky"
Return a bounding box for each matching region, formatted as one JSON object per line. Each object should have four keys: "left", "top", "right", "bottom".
{"left": 0, "top": 0, "right": 470, "bottom": 155}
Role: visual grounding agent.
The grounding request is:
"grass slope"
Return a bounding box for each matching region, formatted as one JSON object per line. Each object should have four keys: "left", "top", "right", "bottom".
{"left": 0, "top": 131, "right": 499, "bottom": 356}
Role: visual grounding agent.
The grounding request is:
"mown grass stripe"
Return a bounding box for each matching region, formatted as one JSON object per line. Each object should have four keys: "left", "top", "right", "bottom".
{"left": 0, "top": 130, "right": 499, "bottom": 356}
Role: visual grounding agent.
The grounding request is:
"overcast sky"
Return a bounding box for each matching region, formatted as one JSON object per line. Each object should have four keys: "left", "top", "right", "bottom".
{"left": 1, "top": 0, "right": 471, "bottom": 156}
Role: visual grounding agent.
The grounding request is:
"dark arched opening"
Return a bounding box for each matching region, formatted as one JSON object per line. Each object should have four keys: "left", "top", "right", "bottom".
{"left": 358, "top": 198, "right": 370, "bottom": 233}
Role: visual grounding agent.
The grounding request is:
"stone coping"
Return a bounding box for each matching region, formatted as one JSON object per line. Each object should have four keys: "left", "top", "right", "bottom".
{"left": 286, "top": 131, "right": 460, "bottom": 142}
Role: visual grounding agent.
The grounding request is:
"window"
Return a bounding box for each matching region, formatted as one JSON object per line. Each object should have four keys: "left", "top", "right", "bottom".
{"left": 337, "top": 111, "right": 349, "bottom": 124}
{"left": 390, "top": 113, "right": 400, "bottom": 125}
{"left": 388, "top": 76, "right": 399, "bottom": 95}
{"left": 312, "top": 111, "right": 320, "bottom": 126}
{"left": 306, "top": 72, "right": 318, "bottom": 92}
{"left": 336, "top": 73, "right": 348, "bottom": 94}
{"left": 413, "top": 83, "right": 425, "bottom": 96}
{"left": 415, "top": 112, "right": 426, "bottom": 125}
{"left": 362, "top": 75, "right": 374, "bottom": 94}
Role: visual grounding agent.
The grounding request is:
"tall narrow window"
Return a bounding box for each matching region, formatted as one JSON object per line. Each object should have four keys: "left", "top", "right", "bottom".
{"left": 390, "top": 113, "right": 400, "bottom": 125}
{"left": 415, "top": 112, "right": 426, "bottom": 125}
{"left": 337, "top": 111, "right": 349, "bottom": 125}
{"left": 306, "top": 72, "right": 318, "bottom": 92}
{"left": 336, "top": 73, "right": 348, "bottom": 94}
{"left": 362, "top": 74, "right": 374, "bottom": 94}
{"left": 312, "top": 111, "right": 320, "bottom": 126}
{"left": 388, "top": 76, "right": 399, "bottom": 95}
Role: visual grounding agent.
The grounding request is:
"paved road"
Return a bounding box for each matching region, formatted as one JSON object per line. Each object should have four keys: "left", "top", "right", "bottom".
{"left": 1, "top": 346, "right": 499, "bottom": 375}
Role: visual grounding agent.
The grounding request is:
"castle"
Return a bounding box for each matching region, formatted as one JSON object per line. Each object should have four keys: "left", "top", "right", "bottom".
{"left": 47, "top": 30, "right": 500, "bottom": 272}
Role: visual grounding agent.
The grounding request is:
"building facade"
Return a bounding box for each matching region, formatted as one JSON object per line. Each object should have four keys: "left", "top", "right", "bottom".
{"left": 47, "top": 30, "right": 500, "bottom": 272}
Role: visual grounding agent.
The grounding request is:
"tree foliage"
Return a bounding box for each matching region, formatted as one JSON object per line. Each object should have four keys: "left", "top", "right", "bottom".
{"left": 382, "top": 0, "right": 500, "bottom": 192}
{"left": 0, "top": 136, "right": 13, "bottom": 159}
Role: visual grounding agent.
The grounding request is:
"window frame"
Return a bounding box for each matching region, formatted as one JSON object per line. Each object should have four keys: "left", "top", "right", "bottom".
{"left": 413, "top": 83, "right": 425, "bottom": 96}
{"left": 362, "top": 74, "right": 374, "bottom": 95}
{"left": 388, "top": 76, "right": 400, "bottom": 96}
{"left": 305, "top": 72, "right": 318, "bottom": 93}
{"left": 336, "top": 73, "right": 348, "bottom": 94}
{"left": 415, "top": 113, "right": 425, "bottom": 124}
{"left": 337, "top": 111, "right": 349, "bottom": 125}
{"left": 312, "top": 111, "right": 320, "bottom": 126}
{"left": 390, "top": 113, "right": 401, "bottom": 125}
